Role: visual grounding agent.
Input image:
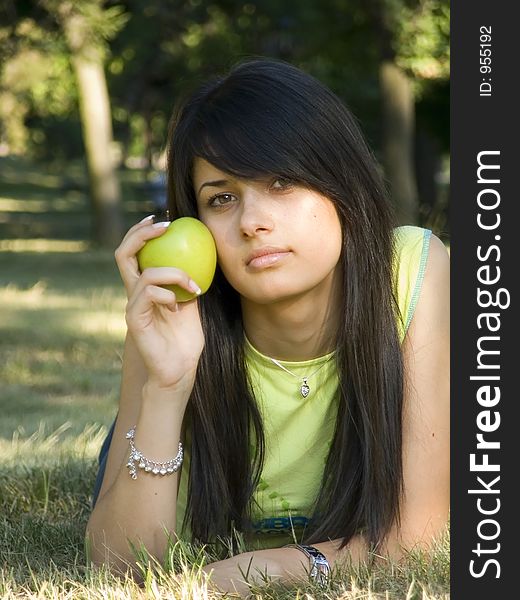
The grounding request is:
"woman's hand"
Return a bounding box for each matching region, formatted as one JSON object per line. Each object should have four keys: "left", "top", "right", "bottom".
{"left": 125, "top": 266, "right": 204, "bottom": 390}
{"left": 202, "top": 552, "right": 284, "bottom": 597}
{"left": 202, "top": 548, "right": 306, "bottom": 597}
{"left": 114, "top": 216, "right": 205, "bottom": 391}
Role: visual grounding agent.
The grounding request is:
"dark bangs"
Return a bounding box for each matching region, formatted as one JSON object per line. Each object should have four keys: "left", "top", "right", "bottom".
{"left": 188, "top": 92, "right": 306, "bottom": 181}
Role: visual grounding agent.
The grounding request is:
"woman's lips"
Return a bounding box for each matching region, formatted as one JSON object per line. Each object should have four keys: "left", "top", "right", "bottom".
{"left": 246, "top": 249, "right": 292, "bottom": 269}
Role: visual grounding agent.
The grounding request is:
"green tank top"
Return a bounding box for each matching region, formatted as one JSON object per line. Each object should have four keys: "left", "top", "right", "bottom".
{"left": 175, "top": 226, "right": 432, "bottom": 548}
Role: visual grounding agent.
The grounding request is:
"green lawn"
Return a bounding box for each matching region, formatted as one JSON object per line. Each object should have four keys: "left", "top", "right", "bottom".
{"left": 0, "top": 157, "right": 449, "bottom": 599}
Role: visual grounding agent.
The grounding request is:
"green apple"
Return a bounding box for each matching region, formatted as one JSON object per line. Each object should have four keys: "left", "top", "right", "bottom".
{"left": 137, "top": 217, "right": 217, "bottom": 302}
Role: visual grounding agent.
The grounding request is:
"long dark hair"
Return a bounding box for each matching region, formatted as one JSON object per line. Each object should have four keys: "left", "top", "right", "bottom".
{"left": 166, "top": 58, "right": 404, "bottom": 552}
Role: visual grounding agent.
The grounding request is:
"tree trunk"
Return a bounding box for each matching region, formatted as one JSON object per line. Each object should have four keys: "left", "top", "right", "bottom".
{"left": 415, "top": 128, "right": 442, "bottom": 225}
{"left": 72, "top": 54, "right": 124, "bottom": 248}
{"left": 45, "top": 0, "right": 125, "bottom": 247}
{"left": 379, "top": 60, "right": 418, "bottom": 225}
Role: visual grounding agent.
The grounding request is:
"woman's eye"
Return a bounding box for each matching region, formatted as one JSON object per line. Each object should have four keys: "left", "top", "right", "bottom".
{"left": 208, "top": 193, "right": 235, "bottom": 207}
{"left": 270, "top": 178, "right": 293, "bottom": 191}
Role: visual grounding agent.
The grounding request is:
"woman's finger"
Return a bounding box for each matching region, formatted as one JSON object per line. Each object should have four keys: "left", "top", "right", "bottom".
{"left": 117, "top": 214, "right": 156, "bottom": 249}
{"left": 132, "top": 267, "right": 202, "bottom": 299}
{"left": 116, "top": 220, "right": 170, "bottom": 264}
{"left": 114, "top": 220, "right": 172, "bottom": 290}
{"left": 126, "top": 285, "right": 179, "bottom": 325}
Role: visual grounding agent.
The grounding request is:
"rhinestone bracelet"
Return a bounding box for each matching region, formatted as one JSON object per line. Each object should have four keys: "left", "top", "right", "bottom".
{"left": 125, "top": 426, "right": 183, "bottom": 480}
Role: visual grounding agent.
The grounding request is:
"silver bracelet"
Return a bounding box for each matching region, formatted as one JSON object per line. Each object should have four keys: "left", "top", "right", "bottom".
{"left": 285, "top": 544, "right": 330, "bottom": 586}
{"left": 125, "top": 426, "right": 183, "bottom": 479}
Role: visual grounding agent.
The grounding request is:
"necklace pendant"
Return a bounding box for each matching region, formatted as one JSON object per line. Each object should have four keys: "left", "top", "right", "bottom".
{"left": 300, "top": 380, "right": 310, "bottom": 398}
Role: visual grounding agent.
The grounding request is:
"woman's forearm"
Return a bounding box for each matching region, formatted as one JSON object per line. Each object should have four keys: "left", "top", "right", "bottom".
{"left": 201, "top": 535, "right": 369, "bottom": 595}
{"left": 203, "top": 525, "right": 449, "bottom": 597}
{"left": 94, "top": 332, "right": 149, "bottom": 502}
{"left": 86, "top": 377, "right": 191, "bottom": 571}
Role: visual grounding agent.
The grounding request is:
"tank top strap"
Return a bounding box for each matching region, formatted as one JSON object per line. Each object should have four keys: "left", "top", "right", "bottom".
{"left": 393, "top": 226, "right": 432, "bottom": 342}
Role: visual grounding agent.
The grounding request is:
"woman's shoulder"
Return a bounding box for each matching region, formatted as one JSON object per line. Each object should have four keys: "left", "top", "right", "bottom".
{"left": 392, "top": 225, "right": 449, "bottom": 273}
{"left": 392, "top": 226, "right": 449, "bottom": 341}
{"left": 393, "top": 225, "right": 430, "bottom": 251}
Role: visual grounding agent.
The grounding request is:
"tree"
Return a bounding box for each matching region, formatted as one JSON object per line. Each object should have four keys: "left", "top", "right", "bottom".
{"left": 42, "top": 0, "right": 128, "bottom": 248}
{"left": 369, "top": 0, "right": 449, "bottom": 224}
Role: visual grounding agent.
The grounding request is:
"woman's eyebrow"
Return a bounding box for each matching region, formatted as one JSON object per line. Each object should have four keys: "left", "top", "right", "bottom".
{"left": 197, "top": 179, "right": 230, "bottom": 195}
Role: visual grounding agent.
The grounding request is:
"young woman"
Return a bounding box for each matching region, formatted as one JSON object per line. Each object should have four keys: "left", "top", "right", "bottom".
{"left": 87, "top": 58, "right": 450, "bottom": 595}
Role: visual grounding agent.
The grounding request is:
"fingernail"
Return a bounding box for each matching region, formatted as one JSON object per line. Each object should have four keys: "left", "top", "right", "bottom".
{"left": 139, "top": 214, "right": 155, "bottom": 223}
{"left": 152, "top": 221, "right": 171, "bottom": 229}
{"left": 189, "top": 280, "right": 202, "bottom": 295}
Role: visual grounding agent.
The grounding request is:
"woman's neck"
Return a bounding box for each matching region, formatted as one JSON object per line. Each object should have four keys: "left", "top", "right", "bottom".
{"left": 241, "top": 274, "right": 342, "bottom": 362}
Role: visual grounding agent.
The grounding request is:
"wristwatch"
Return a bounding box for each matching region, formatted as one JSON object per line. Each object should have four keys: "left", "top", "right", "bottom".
{"left": 285, "top": 544, "right": 330, "bottom": 586}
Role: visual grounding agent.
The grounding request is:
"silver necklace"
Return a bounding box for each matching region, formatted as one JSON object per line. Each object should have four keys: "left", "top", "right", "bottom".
{"left": 268, "top": 355, "right": 334, "bottom": 398}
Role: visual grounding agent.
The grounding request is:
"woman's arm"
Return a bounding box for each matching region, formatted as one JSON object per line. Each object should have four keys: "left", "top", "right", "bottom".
{"left": 201, "top": 233, "right": 450, "bottom": 595}
{"left": 92, "top": 218, "right": 171, "bottom": 506}
{"left": 86, "top": 380, "right": 190, "bottom": 572}
{"left": 384, "top": 232, "right": 450, "bottom": 552}
{"left": 93, "top": 332, "right": 147, "bottom": 505}
{"left": 200, "top": 536, "right": 368, "bottom": 595}
{"left": 86, "top": 219, "right": 205, "bottom": 572}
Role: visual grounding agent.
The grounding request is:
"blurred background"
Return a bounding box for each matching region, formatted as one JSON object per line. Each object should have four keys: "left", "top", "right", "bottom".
{"left": 0, "top": 0, "right": 449, "bottom": 436}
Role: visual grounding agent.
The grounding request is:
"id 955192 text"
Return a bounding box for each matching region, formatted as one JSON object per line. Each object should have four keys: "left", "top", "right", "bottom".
{"left": 480, "top": 26, "right": 492, "bottom": 97}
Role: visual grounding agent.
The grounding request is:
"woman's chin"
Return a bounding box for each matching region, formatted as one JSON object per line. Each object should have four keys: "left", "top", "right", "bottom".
{"left": 239, "top": 285, "right": 308, "bottom": 306}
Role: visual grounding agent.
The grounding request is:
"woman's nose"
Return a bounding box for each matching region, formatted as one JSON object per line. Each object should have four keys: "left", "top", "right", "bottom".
{"left": 238, "top": 193, "right": 274, "bottom": 237}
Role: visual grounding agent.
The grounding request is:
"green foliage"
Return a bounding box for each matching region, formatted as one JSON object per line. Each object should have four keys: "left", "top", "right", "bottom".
{"left": 395, "top": 0, "right": 450, "bottom": 89}
{"left": 0, "top": 0, "right": 449, "bottom": 177}
{"left": 41, "top": 0, "right": 129, "bottom": 57}
{"left": 0, "top": 17, "right": 76, "bottom": 154}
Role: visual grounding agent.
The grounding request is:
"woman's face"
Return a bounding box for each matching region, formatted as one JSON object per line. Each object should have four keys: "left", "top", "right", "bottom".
{"left": 193, "top": 158, "right": 343, "bottom": 305}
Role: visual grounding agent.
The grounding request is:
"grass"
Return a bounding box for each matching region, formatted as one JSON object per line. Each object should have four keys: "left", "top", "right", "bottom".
{"left": 0, "top": 157, "right": 450, "bottom": 598}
